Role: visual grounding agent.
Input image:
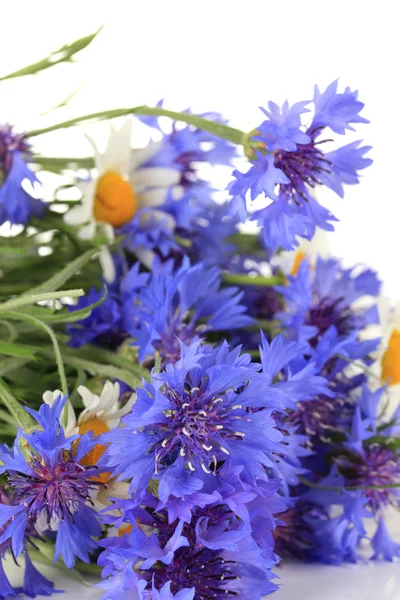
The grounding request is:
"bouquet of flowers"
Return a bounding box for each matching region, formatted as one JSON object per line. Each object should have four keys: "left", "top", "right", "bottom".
{"left": 0, "top": 29, "right": 399, "bottom": 599}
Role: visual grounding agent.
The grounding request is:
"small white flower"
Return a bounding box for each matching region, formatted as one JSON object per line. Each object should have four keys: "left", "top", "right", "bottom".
{"left": 365, "top": 297, "right": 400, "bottom": 413}
{"left": 77, "top": 381, "right": 135, "bottom": 430}
{"left": 63, "top": 119, "right": 179, "bottom": 281}
{"left": 43, "top": 381, "right": 135, "bottom": 434}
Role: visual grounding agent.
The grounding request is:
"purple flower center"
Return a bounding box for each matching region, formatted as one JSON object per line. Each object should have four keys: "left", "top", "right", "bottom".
{"left": 305, "top": 297, "right": 353, "bottom": 346}
{"left": 336, "top": 446, "right": 400, "bottom": 510}
{"left": 8, "top": 455, "right": 99, "bottom": 526}
{"left": 274, "top": 130, "right": 332, "bottom": 203}
{"left": 151, "top": 380, "right": 244, "bottom": 474}
{"left": 144, "top": 509, "right": 241, "bottom": 598}
{"left": 0, "top": 124, "right": 31, "bottom": 174}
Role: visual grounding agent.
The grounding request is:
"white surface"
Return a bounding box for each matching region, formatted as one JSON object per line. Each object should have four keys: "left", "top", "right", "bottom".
{"left": 4, "top": 558, "right": 400, "bottom": 600}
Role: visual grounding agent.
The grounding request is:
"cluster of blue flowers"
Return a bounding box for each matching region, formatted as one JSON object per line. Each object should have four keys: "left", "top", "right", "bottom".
{"left": 228, "top": 80, "right": 372, "bottom": 252}
{"left": 1, "top": 77, "right": 399, "bottom": 600}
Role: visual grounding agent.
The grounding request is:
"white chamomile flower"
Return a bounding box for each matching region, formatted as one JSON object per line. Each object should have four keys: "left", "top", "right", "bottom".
{"left": 77, "top": 381, "right": 135, "bottom": 431}
{"left": 43, "top": 381, "right": 135, "bottom": 436}
{"left": 366, "top": 297, "right": 400, "bottom": 413}
{"left": 63, "top": 118, "right": 179, "bottom": 280}
{"left": 272, "top": 229, "right": 331, "bottom": 275}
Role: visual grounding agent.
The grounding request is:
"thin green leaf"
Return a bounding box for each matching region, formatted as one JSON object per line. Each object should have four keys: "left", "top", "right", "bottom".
{"left": 22, "top": 247, "right": 99, "bottom": 296}
{"left": 0, "top": 319, "right": 18, "bottom": 341}
{"left": 0, "top": 341, "right": 39, "bottom": 359}
{"left": 1, "top": 311, "right": 68, "bottom": 396}
{"left": 222, "top": 273, "right": 285, "bottom": 287}
{"left": 0, "top": 377, "right": 35, "bottom": 432}
{"left": 67, "top": 344, "right": 149, "bottom": 381}
{"left": 42, "top": 286, "right": 107, "bottom": 324}
{"left": 27, "top": 106, "right": 245, "bottom": 145}
{"left": 32, "top": 155, "right": 95, "bottom": 170}
{"left": 58, "top": 353, "right": 143, "bottom": 390}
{"left": 0, "top": 289, "right": 84, "bottom": 313}
{"left": 0, "top": 357, "right": 30, "bottom": 377}
{"left": 0, "top": 27, "right": 103, "bottom": 81}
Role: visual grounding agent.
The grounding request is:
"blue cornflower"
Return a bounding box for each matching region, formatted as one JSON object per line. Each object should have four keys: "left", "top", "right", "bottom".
{"left": 121, "top": 257, "right": 252, "bottom": 364}
{"left": 276, "top": 257, "right": 380, "bottom": 349}
{"left": 140, "top": 109, "right": 235, "bottom": 193}
{"left": 0, "top": 394, "right": 103, "bottom": 570}
{"left": 372, "top": 518, "right": 400, "bottom": 561}
{"left": 67, "top": 284, "right": 125, "bottom": 349}
{"left": 119, "top": 208, "right": 180, "bottom": 259}
{"left": 101, "top": 334, "right": 330, "bottom": 499}
{"left": 99, "top": 563, "right": 195, "bottom": 600}
{"left": 0, "top": 487, "right": 58, "bottom": 598}
{"left": 99, "top": 489, "right": 280, "bottom": 599}
{"left": 228, "top": 81, "right": 371, "bottom": 251}
{"left": 101, "top": 338, "right": 281, "bottom": 498}
{"left": 302, "top": 467, "right": 372, "bottom": 564}
{"left": 0, "top": 125, "right": 44, "bottom": 226}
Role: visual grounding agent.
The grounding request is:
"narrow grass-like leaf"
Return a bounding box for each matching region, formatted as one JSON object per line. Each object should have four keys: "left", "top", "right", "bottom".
{"left": 22, "top": 247, "right": 99, "bottom": 296}
{"left": 0, "top": 377, "right": 35, "bottom": 431}
{"left": 2, "top": 311, "right": 68, "bottom": 396}
{"left": 0, "top": 27, "right": 103, "bottom": 81}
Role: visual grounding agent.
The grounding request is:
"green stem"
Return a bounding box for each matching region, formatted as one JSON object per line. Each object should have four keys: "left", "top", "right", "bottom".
{"left": 0, "top": 289, "right": 84, "bottom": 313}
{"left": 27, "top": 106, "right": 246, "bottom": 145}
{"left": 298, "top": 475, "right": 400, "bottom": 492}
{"left": 1, "top": 312, "right": 68, "bottom": 396}
{"left": 222, "top": 273, "right": 284, "bottom": 287}
{"left": 0, "top": 377, "right": 36, "bottom": 432}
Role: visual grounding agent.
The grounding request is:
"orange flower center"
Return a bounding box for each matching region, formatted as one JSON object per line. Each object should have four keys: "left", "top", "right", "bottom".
{"left": 381, "top": 329, "right": 400, "bottom": 386}
{"left": 93, "top": 171, "right": 137, "bottom": 227}
{"left": 78, "top": 417, "right": 110, "bottom": 482}
{"left": 118, "top": 523, "right": 134, "bottom": 537}
{"left": 291, "top": 250, "right": 306, "bottom": 276}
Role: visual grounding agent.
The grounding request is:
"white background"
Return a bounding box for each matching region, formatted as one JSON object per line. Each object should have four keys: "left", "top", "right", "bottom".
{"left": 1, "top": 0, "right": 400, "bottom": 296}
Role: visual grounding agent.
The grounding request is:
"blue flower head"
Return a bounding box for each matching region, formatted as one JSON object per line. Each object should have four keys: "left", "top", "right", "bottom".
{"left": 121, "top": 257, "right": 253, "bottom": 364}
{"left": 99, "top": 485, "right": 281, "bottom": 599}
{"left": 0, "top": 394, "right": 103, "bottom": 571}
{"left": 0, "top": 486, "right": 59, "bottom": 598}
{"left": 276, "top": 257, "right": 381, "bottom": 350}
{"left": 101, "top": 334, "right": 330, "bottom": 501}
{"left": 67, "top": 284, "right": 124, "bottom": 349}
{"left": 0, "top": 150, "right": 44, "bottom": 227}
{"left": 228, "top": 81, "right": 371, "bottom": 251}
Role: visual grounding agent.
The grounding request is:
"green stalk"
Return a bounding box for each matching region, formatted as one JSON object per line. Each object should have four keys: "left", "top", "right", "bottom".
{"left": 0, "top": 377, "right": 35, "bottom": 432}
{"left": 1, "top": 312, "right": 68, "bottom": 397}
{"left": 27, "top": 106, "right": 246, "bottom": 145}
{"left": 222, "top": 273, "right": 284, "bottom": 287}
{"left": 298, "top": 475, "right": 400, "bottom": 492}
{"left": 0, "top": 289, "right": 84, "bottom": 313}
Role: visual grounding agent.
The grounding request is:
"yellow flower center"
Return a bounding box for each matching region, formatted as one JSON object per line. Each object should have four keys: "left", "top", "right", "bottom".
{"left": 93, "top": 171, "right": 137, "bottom": 227}
{"left": 291, "top": 250, "right": 306, "bottom": 276}
{"left": 78, "top": 417, "right": 110, "bottom": 482}
{"left": 118, "top": 523, "right": 134, "bottom": 537}
{"left": 381, "top": 329, "right": 400, "bottom": 386}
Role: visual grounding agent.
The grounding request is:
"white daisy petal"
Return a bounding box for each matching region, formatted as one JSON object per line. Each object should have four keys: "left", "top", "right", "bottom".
{"left": 78, "top": 221, "right": 96, "bottom": 240}
{"left": 134, "top": 246, "right": 155, "bottom": 269}
{"left": 131, "top": 167, "right": 180, "bottom": 189}
{"left": 103, "top": 119, "right": 133, "bottom": 174}
{"left": 84, "top": 133, "right": 104, "bottom": 173}
{"left": 99, "top": 246, "right": 116, "bottom": 283}
{"left": 63, "top": 203, "right": 92, "bottom": 226}
{"left": 130, "top": 140, "right": 163, "bottom": 170}
{"left": 137, "top": 187, "right": 169, "bottom": 209}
